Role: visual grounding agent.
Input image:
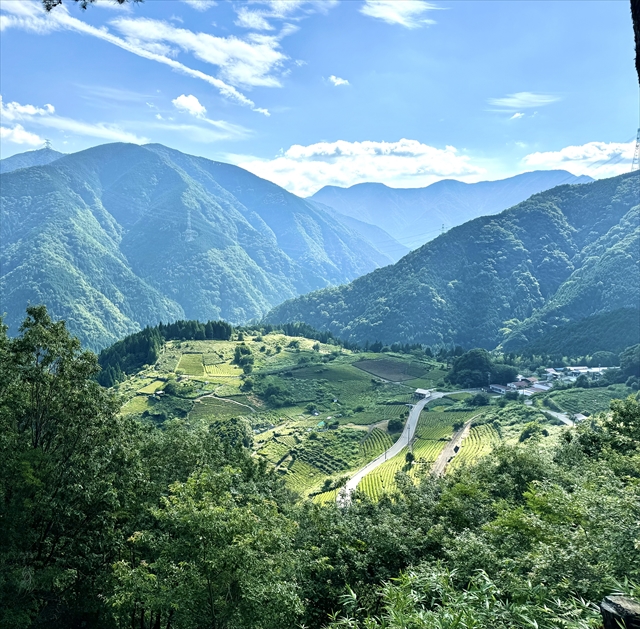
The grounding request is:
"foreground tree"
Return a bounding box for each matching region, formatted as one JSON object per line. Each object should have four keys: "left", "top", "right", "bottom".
{"left": 0, "top": 306, "right": 139, "bottom": 628}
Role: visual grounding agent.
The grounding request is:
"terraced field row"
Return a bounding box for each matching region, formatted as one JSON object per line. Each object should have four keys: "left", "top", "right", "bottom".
{"left": 204, "top": 363, "right": 242, "bottom": 377}
{"left": 285, "top": 460, "right": 324, "bottom": 494}
{"left": 359, "top": 449, "right": 409, "bottom": 500}
{"left": 448, "top": 424, "right": 500, "bottom": 471}
{"left": 360, "top": 428, "right": 393, "bottom": 459}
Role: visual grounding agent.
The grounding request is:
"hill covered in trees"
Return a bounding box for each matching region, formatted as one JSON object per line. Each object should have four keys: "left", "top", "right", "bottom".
{"left": 311, "top": 170, "right": 593, "bottom": 250}
{"left": 0, "top": 143, "right": 392, "bottom": 351}
{"left": 267, "top": 172, "right": 639, "bottom": 353}
{"left": 0, "top": 146, "right": 64, "bottom": 174}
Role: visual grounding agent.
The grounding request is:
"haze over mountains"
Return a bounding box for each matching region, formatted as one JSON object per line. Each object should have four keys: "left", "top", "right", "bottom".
{"left": 311, "top": 170, "right": 594, "bottom": 250}
{"left": 267, "top": 172, "right": 640, "bottom": 352}
{"left": 0, "top": 143, "right": 392, "bottom": 350}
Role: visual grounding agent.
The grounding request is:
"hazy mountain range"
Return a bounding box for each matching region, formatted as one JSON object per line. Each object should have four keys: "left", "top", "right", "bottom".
{"left": 2, "top": 143, "right": 631, "bottom": 356}
{"left": 0, "top": 143, "right": 391, "bottom": 350}
{"left": 267, "top": 171, "right": 640, "bottom": 352}
{"left": 310, "top": 170, "right": 594, "bottom": 251}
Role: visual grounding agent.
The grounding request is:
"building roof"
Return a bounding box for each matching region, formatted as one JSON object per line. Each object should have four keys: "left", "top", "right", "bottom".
{"left": 415, "top": 388, "right": 430, "bottom": 395}
{"left": 509, "top": 381, "right": 529, "bottom": 389}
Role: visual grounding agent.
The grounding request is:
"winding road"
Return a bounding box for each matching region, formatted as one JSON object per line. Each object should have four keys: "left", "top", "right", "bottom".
{"left": 337, "top": 391, "right": 445, "bottom": 506}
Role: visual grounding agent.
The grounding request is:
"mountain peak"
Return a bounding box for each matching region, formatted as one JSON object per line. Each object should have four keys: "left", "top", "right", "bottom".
{"left": 0, "top": 147, "right": 65, "bottom": 174}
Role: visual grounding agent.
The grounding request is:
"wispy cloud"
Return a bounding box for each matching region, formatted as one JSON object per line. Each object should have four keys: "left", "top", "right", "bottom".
{"left": 0, "top": 2, "right": 270, "bottom": 114}
{"left": 238, "top": 138, "right": 484, "bottom": 196}
{"left": 328, "top": 75, "right": 349, "bottom": 86}
{"left": 170, "top": 94, "right": 250, "bottom": 139}
{"left": 235, "top": 7, "right": 274, "bottom": 31}
{"left": 523, "top": 140, "right": 634, "bottom": 179}
{"left": 0, "top": 124, "right": 44, "bottom": 146}
{"left": 488, "top": 92, "right": 560, "bottom": 110}
{"left": 180, "top": 0, "right": 217, "bottom": 12}
{"left": 233, "top": 1, "right": 338, "bottom": 31}
{"left": 510, "top": 112, "right": 525, "bottom": 120}
{"left": 360, "top": 0, "right": 440, "bottom": 28}
{"left": 1, "top": 95, "right": 147, "bottom": 144}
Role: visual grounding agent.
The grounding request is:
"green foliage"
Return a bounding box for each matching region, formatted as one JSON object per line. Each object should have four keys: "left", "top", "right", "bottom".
{"left": 3, "top": 306, "right": 639, "bottom": 629}
{"left": 446, "top": 348, "right": 517, "bottom": 387}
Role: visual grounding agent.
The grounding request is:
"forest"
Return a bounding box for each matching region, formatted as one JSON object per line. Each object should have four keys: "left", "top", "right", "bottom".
{"left": 1, "top": 306, "right": 639, "bottom": 629}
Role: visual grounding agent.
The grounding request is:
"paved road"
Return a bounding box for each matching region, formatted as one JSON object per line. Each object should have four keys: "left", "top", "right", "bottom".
{"left": 543, "top": 409, "right": 574, "bottom": 426}
{"left": 337, "top": 392, "right": 444, "bottom": 506}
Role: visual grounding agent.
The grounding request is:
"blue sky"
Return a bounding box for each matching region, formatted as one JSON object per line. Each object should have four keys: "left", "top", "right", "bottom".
{"left": 1, "top": 0, "right": 637, "bottom": 195}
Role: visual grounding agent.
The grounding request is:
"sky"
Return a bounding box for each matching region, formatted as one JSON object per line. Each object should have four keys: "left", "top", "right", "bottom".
{"left": 0, "top": 0, "right": 637, "bottom": 196}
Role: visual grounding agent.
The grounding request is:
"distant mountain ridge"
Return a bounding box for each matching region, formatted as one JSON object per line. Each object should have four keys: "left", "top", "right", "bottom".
{"left": 0, "top": 143, "right": 393, "bottom": 350}
{"left": 0, "top": 147, "right": 65, "bottom": 174}
{"left": 310, "top": 170, "right": 594, "bottom": 250}
{"left": 267, "top": 172, "right": 639, "bottom": 352}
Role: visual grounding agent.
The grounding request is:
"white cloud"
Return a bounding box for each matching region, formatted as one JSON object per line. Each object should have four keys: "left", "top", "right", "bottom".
{"left": 0, "top": 2, "right": 269, "bottom": 114}
{"left": 110, "top": 16, "right": 286, "bottom": 91}
{"left": 180, "top": 0, "right": 217, "bottom": 11}
{"left": 328, "top": 75, "right": 349, "bottom": 86}
{"left": 360, "top": 0, "right": 439, "bottom": 28}
{"left": 172, "top": 94, "right": 207, "bottom": 118}
{"left": 0, "top": 124, "right": 44, "bottom": 146}
{"left": 0, "top": 99, "right": 54, "bottom": 121}
{"left": 235, "top": 7, "right": 274, "bottom": 30}
{"left": 0, "top": 95, "right": 147, "bottom": 144}
{"left": 522, "top": 140, "right": 634, "bottom": 179}
{"left": 238, "top": 138, "right": 484, "bottom": 196}
{"left": 488, "top": 92, "right": 560, "bottom": 109}
{"left": 510, "top": 112, "right": 525, "bottom": 120}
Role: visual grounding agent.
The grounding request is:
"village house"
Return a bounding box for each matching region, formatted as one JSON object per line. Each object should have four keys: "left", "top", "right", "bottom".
{"left": 414, "top": 388, "right": 431, "bottom": 399}
{"left": 489, "top": 384, "right": 508, "bottom": 395}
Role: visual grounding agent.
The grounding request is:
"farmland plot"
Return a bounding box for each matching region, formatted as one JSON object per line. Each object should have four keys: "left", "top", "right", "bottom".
{"left": 353, "top": 358, "right": 427, "bottom": 382}
{"left": 177, "top": 353, "right": 204, "bottom": 376}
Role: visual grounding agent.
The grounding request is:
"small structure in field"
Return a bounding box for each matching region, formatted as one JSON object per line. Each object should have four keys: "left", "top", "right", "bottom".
{"left": 414, "top": 388, "right": 430, "bottom": 398}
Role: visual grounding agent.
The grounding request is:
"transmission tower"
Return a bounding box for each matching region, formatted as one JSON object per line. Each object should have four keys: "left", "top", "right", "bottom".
{"left": 184, "top": 208, "right": 197, "bottom": 242}
{"left": 44, "top": 139, "right": 52, "bottom": 150}
{"left": 632, "top": 128, "right": 640, "bottom": 172}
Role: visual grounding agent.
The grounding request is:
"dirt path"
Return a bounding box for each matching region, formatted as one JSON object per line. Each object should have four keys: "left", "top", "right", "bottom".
{"left": 431, "top": 415, "right": 479, "bottom": 476}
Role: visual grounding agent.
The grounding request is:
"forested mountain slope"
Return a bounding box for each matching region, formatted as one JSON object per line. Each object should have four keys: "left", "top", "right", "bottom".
{"left": 266, "top": 172, "right": 639, "bottom": 350}
{"left": 0, "top": 143, "right": 391, "bottom": 350}
{"left": 0, "top": 147, "right": 64, "bottom": 173}
{"left": 311, "top": 170, "right": 593, "bottom": 249}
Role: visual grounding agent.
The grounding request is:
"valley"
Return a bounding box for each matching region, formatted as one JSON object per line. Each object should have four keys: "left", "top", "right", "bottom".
{"left": 113, "top": 327, "right": 634, "bottom": 503}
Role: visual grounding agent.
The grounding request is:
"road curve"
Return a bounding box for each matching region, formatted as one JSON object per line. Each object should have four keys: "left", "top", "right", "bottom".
{"left": 337, "top": 392, "right": 443, "bottom": 506}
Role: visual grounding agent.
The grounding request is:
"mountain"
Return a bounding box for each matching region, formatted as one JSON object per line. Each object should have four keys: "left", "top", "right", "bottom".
{"left": 0, "top": 143, "right": 392, "bottom": 351}
{"left": 310, "top": 170, "right": 594, "bottom": 250}
{"left": 0, "top": 147, "right": 64, "bottom": 174}
{"left": 265, "top": 172, "right": 639, "bottom": 351}
{"left": 308, "top": 200, "right": 409, "bottom": 262}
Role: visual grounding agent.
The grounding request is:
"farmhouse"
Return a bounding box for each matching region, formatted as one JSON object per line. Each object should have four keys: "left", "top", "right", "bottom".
{"left": 414, "top": 388, "right": 431, "bottom": 398}
{"left": 507, "top": 381, "right": 529, "bottom": 390}
{"left": 489, "top": 384, "right": 508, "bottom": 395}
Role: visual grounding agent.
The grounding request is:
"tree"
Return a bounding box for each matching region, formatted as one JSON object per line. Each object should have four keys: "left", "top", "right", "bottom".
{"left": 0, "top": 306, "right": 138, "bottom": 628}
{"left": 43, "top": 0, "right": 140, "bottom": 11}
